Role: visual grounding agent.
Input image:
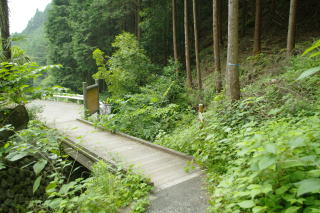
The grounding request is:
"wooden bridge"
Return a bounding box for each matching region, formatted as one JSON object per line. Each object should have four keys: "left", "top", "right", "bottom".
{"left": 30, "top": 100, "right": 208, "bottom": 212}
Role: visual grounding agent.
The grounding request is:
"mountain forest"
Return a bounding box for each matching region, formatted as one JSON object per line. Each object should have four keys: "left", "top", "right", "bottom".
{"left": 1, "top": 0, "right": 320, "bottom": 212}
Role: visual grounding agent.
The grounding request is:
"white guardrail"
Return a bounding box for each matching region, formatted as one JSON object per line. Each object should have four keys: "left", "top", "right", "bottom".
{"left": 53, "top": 93, "right": 84, "bottom": 101}
{"left": 47, "top": 93, "right": 111, "bottom": 115}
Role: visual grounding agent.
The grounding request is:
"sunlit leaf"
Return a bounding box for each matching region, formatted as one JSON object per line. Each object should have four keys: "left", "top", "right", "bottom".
{"left": 264, "top": 144, "right": 276, "bottom": 154}
{"left": 284, "top": 206, "right": 300, "bottom": 213}
{"left": 33, "top": 175, "right": 42, "bottom": 193}
{"left": 238, "top": 200, "right": 255, "bottom": 209}
{"left": 6, "top": 152, "right": 28, "bottom": 161}
{"left": 297, "top": 66, "right": 320, "bottom": 80}
{"left": 258, "top": 155, "right": 276, "bottom": 170}
{"left": 295, "top": 178, "right": 320, "bottom": 196}
{"left": 33, "top": 159, "right": 48, "bottom": 175}
{"left": 288, "top": 137, "right": 306, "bottom": 148}
{"left": 252, "top": 206, "right": 267, "bottom": 213}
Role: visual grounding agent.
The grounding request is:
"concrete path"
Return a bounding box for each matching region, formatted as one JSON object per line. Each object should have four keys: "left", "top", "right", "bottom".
{"left": 29, "top": 100, "right": 208, "bottom": 212}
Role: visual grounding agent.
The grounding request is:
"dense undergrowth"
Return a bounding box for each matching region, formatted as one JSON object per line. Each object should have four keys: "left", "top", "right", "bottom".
{"left": 0, "top": 60, "right": 153, "bottom": 213}
{"left": 0, "top": 120, "right": 152, "bottom": 213}
{"left": 91, "top": 34, "right": 320, "bottom": 212}
{"left": 155, "top": 45, "right": 320, "bottom": 212}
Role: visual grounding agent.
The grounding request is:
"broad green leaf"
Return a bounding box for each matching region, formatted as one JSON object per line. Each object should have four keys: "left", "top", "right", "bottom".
{"left": 261, "top": 184, "right": 272, "bottom": 194}
{"left": 288, "top": 137, "right": 306, "bottom": 148}
{"left": 6, "top": 152, "right": 28, "bottom": 161}
{"left": 258, "top": 155, "right": 276, "bottom": 170}
{"left": 33, "top": 159, "right": 48, "bottom": 175}
{"left": 295, "top": 178, "right": 320, "bottom": 196}
{"left": 264, "top": 144, "right": 277, "bottom": 154}
{"left": 0, "top": 162, "right": 5, "bottom": 170}
{"left": 45, "top": 182, "right": 57, "bottom": 194}
{"left": 283, "top": 194, "right": 305, "bottom": 204}
{"left": 252, "top": 206, "right": 267, "bottom": 213}
{"left": 307, "top": 170, "right": 320, "bottom": 178}
{"left": 250, "top": 189, "right": 261, "bottom": 198}
{"left": 297, "top": 66, "right": 320, "bottom": 80}
{"left": 268, "top": 108, "right": 281, "bottom": 115}
{"left": 33, "top": 175, "right": 42, "bottom": 193}
{"left": 48, "top": 198, "right": 63, "bottom": 209}
{"left": 284, "top": 206, "right": 300, "bottom": 213}
{"left": 310, "top": 51, "right": 320, "bottom": 58}
{"left": 281, "top": 160, "right": 305, "bottom": 169}
{"left": 59, "top": 181, "right": 77, "bottom": 195}
{"left": 302, "top": 40, "right": 320, "bottom": 56}
{"left": 276, "top": 185, "right": 290, "bottom": 195}
{"left": 238, "top": 200, "right": 255, "bottom": 209}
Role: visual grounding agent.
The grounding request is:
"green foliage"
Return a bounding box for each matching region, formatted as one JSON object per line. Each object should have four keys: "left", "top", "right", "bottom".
{"left": 209, "top": 116, "right": 320, "bottom": 212}
{"left": 45, "top": 0, "right": 80, "bottom": 91}
{"left": 302, "top": 40, "right": 320, "bottom": 58}
{"left": 5, "top": 120, "right": 63, "bottom": 191}
{"left": 96, "top": 74, "right": 192, "bottom": 141}
{"left": 13, "top": 7, "right": 50, "bottom": 65}
{"left": 37, "top": 161, "right": 152, "bottom": 213}
{"left": 0, "top": 62, "right": 59, "bottom": 106}
{"left": 155, "top": 43, "right": 320, "bottom": 212}
{"left": 297, "top": 40, "right": 320, "bottom": 80}
{"left": 93, "top": 33, "right": 155, "bottom": 97}
{"left": 156, "top": 96, "right": 267, "bottom": 174}
{"left": 2, "top": 119, "right": 152, "bottom": 213}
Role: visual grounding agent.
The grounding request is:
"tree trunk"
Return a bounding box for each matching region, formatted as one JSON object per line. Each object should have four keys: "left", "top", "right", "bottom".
{"left": 217, "top": 0, "right": 222, "bottom": 45}
{"left": 192, "top": 0, "right": 202, "bottom": 90}
{"left": 0, "top": 0, "right": 11, "bottom": 60}
{"left": 287, "top": 0, "right": 297, "bottom": 57}
{"left": 172, "top": 0, "right": 179, "bottom": 77}
{"left": 213, "top": 0, "right": 222, "bottom": 92}
{"left": 184, "top": 0, "right": 192, "bottom": 87}
{"left": 136, "top": 0, "right": 141, "bottom": 40}
{"left": 226, "top": 0, "right": 240, "bottom": 100}
{"left": 253, "top": 0, "right": 261, "bottom": 55}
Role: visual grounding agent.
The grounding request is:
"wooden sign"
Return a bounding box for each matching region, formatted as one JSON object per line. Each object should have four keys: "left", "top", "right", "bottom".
{"left": 83, "top": 80, "right": 99, "bottom": 116}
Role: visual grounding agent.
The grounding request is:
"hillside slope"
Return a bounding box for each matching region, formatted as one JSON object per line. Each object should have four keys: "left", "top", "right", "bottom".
{"left": 13, "top": 5, "right": 50, "bottom": 65}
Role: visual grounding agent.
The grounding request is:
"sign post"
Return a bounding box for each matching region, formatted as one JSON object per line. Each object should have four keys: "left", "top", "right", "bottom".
{"left": 83, "top": 80, "right": 99, "bottom": 118}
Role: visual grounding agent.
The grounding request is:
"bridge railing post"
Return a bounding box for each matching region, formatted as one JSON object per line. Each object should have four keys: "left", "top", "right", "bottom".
{"left": 83, "top": 82, "right": 88, "bottom": 118}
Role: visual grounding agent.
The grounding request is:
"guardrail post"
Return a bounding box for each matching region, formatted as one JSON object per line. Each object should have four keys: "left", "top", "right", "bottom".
{"left": 198, "top": 104, "right": 204, "bottom": 125}
{"left": 83, "top": 82, "right": 88, "bottom": 118}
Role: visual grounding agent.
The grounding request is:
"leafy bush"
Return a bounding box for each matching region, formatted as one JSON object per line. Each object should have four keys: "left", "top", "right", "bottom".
{"left": 96, "top": 75, "right": 193, "bottom": 141}
{"left": 0, "top": 62, "right": 60, "bottom": 106}
{"left": 156, "top": 96, "right": 267, "bottom": 174}
{"left": 3, "top": 121, "right": 152, "bottom": 213}
{"left": 39, "top": 161, "right": 152, "bottom": 213}
{"left": 93, "top": 32, "right": 156, "bottom": 98}
{"left": 4, "top": 120, "right": 65, "bottom": 193}
{"left": 155, "top": 41, "right": 320, "bottom": 213}
{"left": 209, "top": 116, "right": 320, "bottom": 213}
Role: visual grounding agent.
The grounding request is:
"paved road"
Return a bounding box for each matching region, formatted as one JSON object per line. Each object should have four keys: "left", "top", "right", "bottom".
{"left": 29, "top": 100, "right": 208, "bottom": 212}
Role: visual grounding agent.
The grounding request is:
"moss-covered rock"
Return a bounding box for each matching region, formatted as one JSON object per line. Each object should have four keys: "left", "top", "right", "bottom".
{"left": 0, "top": 105, "right": 29, "bottom": 142}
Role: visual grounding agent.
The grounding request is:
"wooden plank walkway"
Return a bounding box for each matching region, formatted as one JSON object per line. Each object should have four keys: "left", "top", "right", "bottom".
{"left": 30, "top": 100, "right": 202, "bottom": 191}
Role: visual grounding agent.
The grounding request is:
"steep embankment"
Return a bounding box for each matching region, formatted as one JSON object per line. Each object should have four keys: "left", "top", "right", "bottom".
{"left": 13, "top": 5, "right": 50, "bottom": 65}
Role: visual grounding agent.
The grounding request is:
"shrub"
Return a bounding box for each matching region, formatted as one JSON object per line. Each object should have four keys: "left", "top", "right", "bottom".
{"left": 209, "top": 116, "right": 320, "bottom": 213}
{"left": 93, "top": 32, "right": 156, "bottom": 98}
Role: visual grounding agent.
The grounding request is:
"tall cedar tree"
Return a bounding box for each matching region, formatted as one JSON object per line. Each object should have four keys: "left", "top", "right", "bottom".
{"left": 193, "top": 0, "right": 202, "bottom": 90}
{"left": 136, "top": 0, "right": 141, "bottom": 40}
{"left": 226, "top": 0, "right": 240, "bottom": 100}
{"left": 287, "top": 0, "right": 298, "bottom": 56}
{"left": 0, "top": 0, "right": 11, "bottom": 60}
{"left": 253, "top": 0, "right": 262, "bottom": 55}
{"left": 172, "top": 0, "right": 179, "bottom": 77}
{"left": 213, "top": 0, "right": 222, "bottom": 92}
{"left": 184, "top": 0, "right": 192, "bottom": 87}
